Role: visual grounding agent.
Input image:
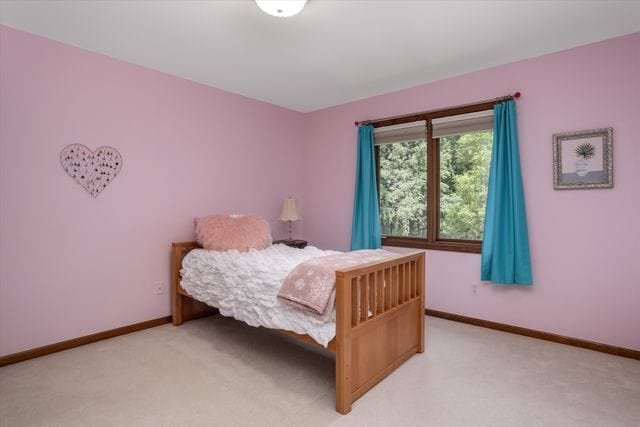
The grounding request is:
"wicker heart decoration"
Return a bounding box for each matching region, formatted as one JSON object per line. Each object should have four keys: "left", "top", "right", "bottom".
{"left": 60, "top": 144, "right": 122, "bottom": 197}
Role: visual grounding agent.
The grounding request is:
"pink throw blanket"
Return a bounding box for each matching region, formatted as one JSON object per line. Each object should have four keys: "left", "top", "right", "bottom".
{"left": 277, "top": 250, "right": 394, "bottom": 318}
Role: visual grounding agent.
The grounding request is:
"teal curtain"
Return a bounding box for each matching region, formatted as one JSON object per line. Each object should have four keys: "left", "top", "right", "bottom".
{"left": 351, "top": 125, "right": 382, "bottom": 250}
{"left": 481, "top": 100, "right": 532, "bottom": 285}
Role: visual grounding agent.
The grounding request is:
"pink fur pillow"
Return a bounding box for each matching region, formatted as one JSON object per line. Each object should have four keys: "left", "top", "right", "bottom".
{"left": 195, "top": 214, "right": 272, "bottom": 252}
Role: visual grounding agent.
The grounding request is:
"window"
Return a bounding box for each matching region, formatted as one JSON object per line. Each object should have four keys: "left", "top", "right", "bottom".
{"left": 379, "top": 139, "right": 427, "bottom": 238}
{"left": 438, "top": 130, "right": 492, "bottom": 241}
{"left": 374, "top": 102, "right": 494, "bottom": 253}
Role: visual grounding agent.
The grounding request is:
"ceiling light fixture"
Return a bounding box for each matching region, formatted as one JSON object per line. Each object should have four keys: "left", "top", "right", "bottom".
{"left": 255, "top": 0, "right": 307, "bottom": 18}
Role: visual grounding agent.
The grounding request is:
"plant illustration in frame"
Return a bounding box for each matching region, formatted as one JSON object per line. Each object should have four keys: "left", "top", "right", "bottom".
{"left": 553, "top": 128, "right": 612, "bottom": 190}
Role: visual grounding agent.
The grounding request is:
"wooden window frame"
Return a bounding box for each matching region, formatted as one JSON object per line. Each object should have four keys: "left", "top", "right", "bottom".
{"left": 375, "top": 100, "right": 496, "bottom": 254}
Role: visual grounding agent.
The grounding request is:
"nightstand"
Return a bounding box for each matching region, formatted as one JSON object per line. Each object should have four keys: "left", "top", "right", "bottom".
{"left": 274, "top": 239, "right": 308, "bottom": 249}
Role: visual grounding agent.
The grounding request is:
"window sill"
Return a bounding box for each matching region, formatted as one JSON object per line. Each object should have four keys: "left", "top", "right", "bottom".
{"left": 382, "top": 236, "right": 482, "bottom": 254}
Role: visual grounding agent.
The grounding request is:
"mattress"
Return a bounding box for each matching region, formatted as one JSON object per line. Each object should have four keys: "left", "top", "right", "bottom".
{"left": 180, "top": 244, "right": 341, "bottom": 347}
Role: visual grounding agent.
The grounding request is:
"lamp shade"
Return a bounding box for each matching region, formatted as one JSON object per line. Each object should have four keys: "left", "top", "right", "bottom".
{"left": 255, "top": 0, "right": 307, "bottom": 18}
{"left": 279, "top": 197, "right": 300, "bottom": 221}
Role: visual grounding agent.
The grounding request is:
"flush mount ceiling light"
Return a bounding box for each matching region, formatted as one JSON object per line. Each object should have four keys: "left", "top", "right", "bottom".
{"left": 255, "top": 0, "right": 307, "bottom": 18}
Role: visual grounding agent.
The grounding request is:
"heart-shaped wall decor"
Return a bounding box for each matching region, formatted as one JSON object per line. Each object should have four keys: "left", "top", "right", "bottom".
{"left": 60, "top": 144, "right": 123, "bottom": 197}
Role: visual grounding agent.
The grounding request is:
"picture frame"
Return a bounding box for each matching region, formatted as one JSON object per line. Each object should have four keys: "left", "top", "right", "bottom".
{"left": 553, "top": 127, "right": 613, "bottom": 190}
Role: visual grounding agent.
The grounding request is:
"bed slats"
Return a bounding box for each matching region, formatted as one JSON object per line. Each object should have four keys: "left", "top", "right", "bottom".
{"left": 349, "top": 260, "right": 421, "bottom": 328}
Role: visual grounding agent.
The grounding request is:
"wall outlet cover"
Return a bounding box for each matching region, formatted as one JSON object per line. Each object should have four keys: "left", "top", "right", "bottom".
{"left": 154, "top": 281, "right": 164, "bottom": 295}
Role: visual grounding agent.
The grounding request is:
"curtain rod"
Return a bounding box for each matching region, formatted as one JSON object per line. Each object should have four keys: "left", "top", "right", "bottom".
{"left": 354, "top": 92, "right": 521, "bottom": 127}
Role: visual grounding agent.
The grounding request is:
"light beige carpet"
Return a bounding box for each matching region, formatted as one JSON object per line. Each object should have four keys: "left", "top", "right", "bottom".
{"left": 1, "top": 316, "right": 638, "bottom": 427}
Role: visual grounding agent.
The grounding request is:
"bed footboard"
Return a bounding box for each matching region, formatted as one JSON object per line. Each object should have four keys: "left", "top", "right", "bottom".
{"left": 335, "top": 251, "right": 425, "bottom": 414}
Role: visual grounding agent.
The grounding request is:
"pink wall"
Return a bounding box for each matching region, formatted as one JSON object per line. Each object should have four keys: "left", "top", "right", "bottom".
{"left": 2, "top": 25, "right": 638, "bottom": 357}
{"left": 302, "top": 33, "right": 640, "bottom": 350}
{"left": 0, "top": 26, "right": 305, "bottom": 356}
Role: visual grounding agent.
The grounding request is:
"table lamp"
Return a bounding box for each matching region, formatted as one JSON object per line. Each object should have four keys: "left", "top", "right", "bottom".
{"left": 279, "top": 197, "right": 300, "bottom": 241}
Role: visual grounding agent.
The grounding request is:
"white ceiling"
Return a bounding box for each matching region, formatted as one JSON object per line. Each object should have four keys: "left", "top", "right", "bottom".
{"left": 1, "top": 1, "right": 639, "bottom": 112}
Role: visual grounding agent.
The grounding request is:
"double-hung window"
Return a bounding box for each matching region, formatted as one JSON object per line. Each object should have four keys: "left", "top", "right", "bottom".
{"left": 375, "top": 102, "right": 494, "bottom": 253}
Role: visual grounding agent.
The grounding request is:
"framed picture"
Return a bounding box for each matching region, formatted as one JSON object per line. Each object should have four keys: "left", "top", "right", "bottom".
{"left": 553, "top": 127, "right": 613, "bottom": 190}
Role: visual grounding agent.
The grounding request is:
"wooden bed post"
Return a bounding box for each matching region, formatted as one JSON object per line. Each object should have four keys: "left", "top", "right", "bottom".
{"left": 418, "top": 252, "right": 425, "bottom": 353}
{"left": 172, "top": 243, "right": 184, "bottom": 326}
{"left": 171, "top": 241, "right": 220, "bottom": 326}
{"left": 335, "top": 271, "right": 352, "bottom": 414}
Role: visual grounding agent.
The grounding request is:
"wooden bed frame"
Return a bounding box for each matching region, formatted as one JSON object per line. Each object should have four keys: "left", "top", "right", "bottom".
{"left": 172, "top": 242, "right": 425, "bottom": 414}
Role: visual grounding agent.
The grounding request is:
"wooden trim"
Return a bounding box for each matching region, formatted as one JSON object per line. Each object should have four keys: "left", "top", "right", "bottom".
{"left": 437, "top": 237, "right": 482, "bottom": 245}
{"left": 277, "top": 329, "right": 337, "bottom": 352}
{"left": 370, "top": 100, "right": 496, "bottom": 128}
{"left": 172, "top": 241, "right": 200, "bottom": 325}
{"left": 349, "top": 297, "right": 421, "bottom": 338}
{"left": 382, "top": 236, "right": 482, "bottom": 253}
{"left": 182, "top": 311, "right": 215, "bottom": 323}
{"left": 335, "top": 265, "right": 352, "bottom": 414}
{"left": 426, "top": 118, "right": 437, "bottom": 245}
{"left": 334, "top": 250, "right": 423, "bottom": 276}
{"left": 417, "top": 253, "right": 426, "bottom": 353}
{"left": 350, "top": 346, "right": 418, "bottom": 401}
{"left": 426, "top": 309, "right": 640, "bottom": 360}
{"left": 171, "top": 241, "right": 219, "bottom": 325}
{"left": 0, "top": 316, "right": 173, "bottom": 367}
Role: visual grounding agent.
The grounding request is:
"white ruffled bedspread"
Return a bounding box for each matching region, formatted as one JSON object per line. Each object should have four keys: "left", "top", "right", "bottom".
{"left": 180, "top": 244, "right": 341, "bottom": 347}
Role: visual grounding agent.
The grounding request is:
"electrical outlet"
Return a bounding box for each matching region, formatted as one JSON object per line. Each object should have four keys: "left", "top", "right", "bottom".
{"left": 154, "top": 281, "right": 164, "bottom": 295}
{"left": 471, "top": 283, "right": 479, "bottom": 296}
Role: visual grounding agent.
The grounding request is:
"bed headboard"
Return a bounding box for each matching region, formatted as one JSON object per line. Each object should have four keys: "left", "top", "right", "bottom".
{"left": 172, "top": 241, "right": 217, "bottom": 324}
{"left": 171, "top": 241, "right": 202, "bottom": 293}
{"left": 172, "top": 241, "right": 202, "bottom": 261}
